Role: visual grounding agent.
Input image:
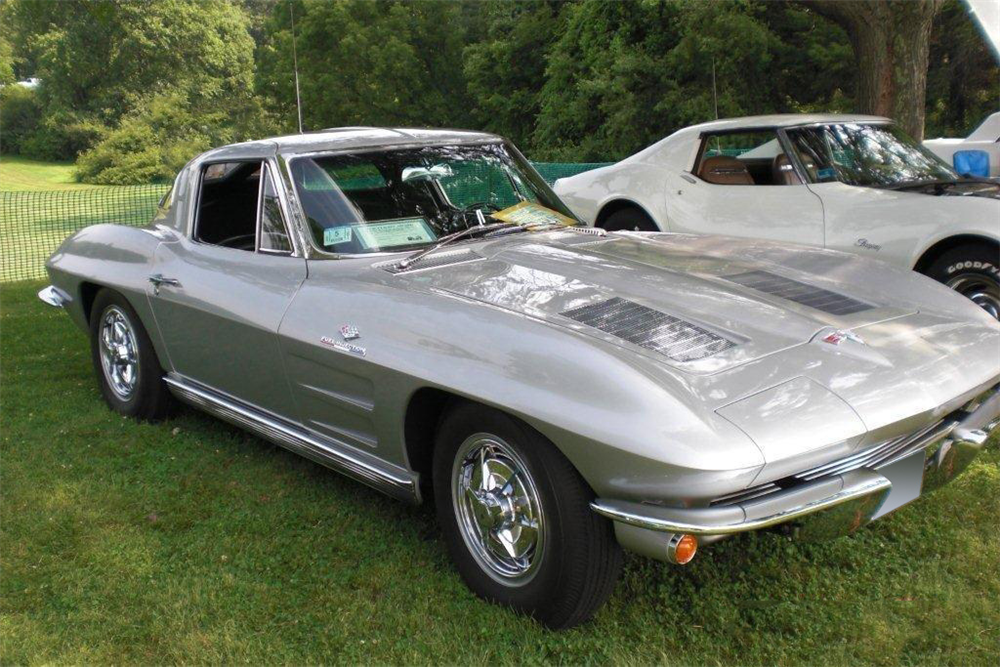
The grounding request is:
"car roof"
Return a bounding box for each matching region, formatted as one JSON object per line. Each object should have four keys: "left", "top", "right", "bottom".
{"left": 684, "top": 113, "right": 891, "bottom": 132}
{"left": 198, "top": 127, "right": 503, "bottom": 161}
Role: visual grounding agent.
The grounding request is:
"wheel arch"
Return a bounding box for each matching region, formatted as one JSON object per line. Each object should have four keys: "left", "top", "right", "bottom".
{"left": 913, "top": 234, "right": 1000, "bottom": 273}
{"left": 76, "top": 280, "right": 173, "bottom": 373}
{"left": 403, "top": 386, "right": 458, "bottom": 490}
{"left": 79, "top": 280, "right": 104, "bottom": 324}
{"left": 402, "top": 387, "right": 604, "bottom": 499}
{"left": 594, "top": 198, "right": 661, "bottom": 230}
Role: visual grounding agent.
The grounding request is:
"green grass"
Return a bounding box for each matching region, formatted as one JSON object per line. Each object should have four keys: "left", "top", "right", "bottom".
{"left": 2, "top": 279, "right": 998, "bottom": 665}
{"left": 0, "top": 156, "right": 101, "bottom": 192}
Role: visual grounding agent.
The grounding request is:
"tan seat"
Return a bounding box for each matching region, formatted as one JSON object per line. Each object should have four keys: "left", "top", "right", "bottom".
{"left": 772, "top": 154, "right": 802, "bottom": 185}
{"left": 698, "top": 156, "right": 754, "bottom": 185}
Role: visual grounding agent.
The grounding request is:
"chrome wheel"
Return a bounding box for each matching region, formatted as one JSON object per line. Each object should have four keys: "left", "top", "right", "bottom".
{"left": 452, "top": 433, "right": 545, "bottom": 585}
{"left": 946, "top": 274, "right": 1000, "bottom": 319}
{"left": 99, "top": 306, "right": 140, "bottom": 400}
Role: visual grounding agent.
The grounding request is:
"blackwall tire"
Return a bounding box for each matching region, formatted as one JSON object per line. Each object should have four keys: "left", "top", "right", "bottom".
{"left": 602, "top": 207, "right": 659, "bottom": 232}
{"left": 89, "top": 288, "right": 174, "bottom": 420}
{"left": 432, "top": 402, "right": 622, "bottom": 629}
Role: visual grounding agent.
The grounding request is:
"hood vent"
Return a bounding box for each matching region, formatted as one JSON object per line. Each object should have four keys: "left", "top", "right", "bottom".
{"left": 382, "top": 249, "right": 484, "bottom": 274}
{"left": 723, "top": 270, "right": 873, "bottom": 316}
{"left": 561, "top": 297, "right": 736, "bottom": 362}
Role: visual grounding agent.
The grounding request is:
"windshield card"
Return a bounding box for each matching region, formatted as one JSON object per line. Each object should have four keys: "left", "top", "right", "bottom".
{"left": 354, "top": 218, "right": 436, "bottom": 250}
{"left": 492, "top": 202, "right": 576, "bottom": 227}
{"left": 323, "top": 227, "right": 353, "bottom": 246}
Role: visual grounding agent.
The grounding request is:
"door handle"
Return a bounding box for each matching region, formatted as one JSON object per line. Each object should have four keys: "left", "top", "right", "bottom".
{"left": 148, "top": 274, "right": 181, "bottom": 294}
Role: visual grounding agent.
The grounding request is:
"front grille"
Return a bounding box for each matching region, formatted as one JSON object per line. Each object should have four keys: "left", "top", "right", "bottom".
{"left": 724, "top": 270, "right": 873, "bottom": 315}
{"left": 560, "top": 297, "right": 736, "bottom": 362}
{"left": 382, "top": 249, "right": 484, "bottom": 274}
{"left": 711, "top": 418, "right": 951, "bottom": 506}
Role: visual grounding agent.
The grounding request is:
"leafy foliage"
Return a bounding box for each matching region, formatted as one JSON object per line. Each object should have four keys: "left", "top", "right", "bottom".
{"left": 1, "top": 0, "right": 996, "bottom": 178}
{"left": 925, "top": 0, "right": 1000, "bottom": 139}
{"left": 256, "top": 0, "right": 470, "bottom": 132}
{"left": 2, "top": 0, "right": 268, "bottom": 179}
{"left": 0, "top": 85, "right": 41, "bottom": 155}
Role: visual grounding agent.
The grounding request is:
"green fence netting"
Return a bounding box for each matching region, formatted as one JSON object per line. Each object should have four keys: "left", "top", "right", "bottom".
{"left": 0, "top": 162, "right": 610, "bottom": 283}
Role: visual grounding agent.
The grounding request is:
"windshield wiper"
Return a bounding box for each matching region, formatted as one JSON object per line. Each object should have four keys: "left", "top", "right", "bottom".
{"left": 395, "top": 222, "right": 511, "bottom": 270}
{"left": 880, "top": 177, "right": 978, "bottom": 191}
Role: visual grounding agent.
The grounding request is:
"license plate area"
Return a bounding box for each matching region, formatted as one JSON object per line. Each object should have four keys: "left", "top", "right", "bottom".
{"left": 871, "top": 449, "right": 925, "bottom": 520}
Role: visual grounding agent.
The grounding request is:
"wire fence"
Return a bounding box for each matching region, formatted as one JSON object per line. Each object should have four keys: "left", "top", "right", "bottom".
{"left": 0, "top": 162, "right": 609, "bottom": 283}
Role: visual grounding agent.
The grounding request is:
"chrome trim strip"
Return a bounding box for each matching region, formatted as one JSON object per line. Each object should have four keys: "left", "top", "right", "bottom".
{"left": 164, "top": 376, "right": 417, "bottom": 503}
{"left": 591, "top": 471, "right": 892, "bottom": 536}
{"left": 37, "top": 285, "right": 70, "bottom": 308}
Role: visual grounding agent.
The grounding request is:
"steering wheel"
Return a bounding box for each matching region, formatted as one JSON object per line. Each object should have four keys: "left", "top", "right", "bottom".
{"left": 216, "top": 234, "right": 257, "bottom": 251}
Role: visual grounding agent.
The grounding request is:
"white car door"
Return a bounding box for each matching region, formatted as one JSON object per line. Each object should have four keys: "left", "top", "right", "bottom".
{"left": 801, "top": 182, "right": 928, "bottom": 267}
{"left": 667, "top": 130, "right": 825, "bottom": 246}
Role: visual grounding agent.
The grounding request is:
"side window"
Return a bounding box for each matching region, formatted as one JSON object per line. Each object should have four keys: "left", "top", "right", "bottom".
{"left": 696, "top": 131, "right": 796, "bottom": 186}
{"left": 194, "top": 161, "right": 262, "bottom": 251}
{"left": 258, "top": 166, "right": 293, "bottom": 254}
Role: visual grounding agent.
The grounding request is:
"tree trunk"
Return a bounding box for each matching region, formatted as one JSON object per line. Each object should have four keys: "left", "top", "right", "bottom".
{"left": 808, "top": 0, "right": 941, "bottom": 140}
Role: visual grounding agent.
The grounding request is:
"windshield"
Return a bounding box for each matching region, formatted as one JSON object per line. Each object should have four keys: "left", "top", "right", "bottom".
{"left": 289, "top": 142, "right": 579, "bottom": 254}
{"left": 785, "top": 123, "right": 959, "bottom": 187}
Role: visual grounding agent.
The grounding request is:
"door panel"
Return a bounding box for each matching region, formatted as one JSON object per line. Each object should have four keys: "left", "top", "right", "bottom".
{"left": 669, "top": 180, "right": 826, "bottom": 247}
{"left": 808, "top": 182, "right": 931, "bottom": 267}
{"left": 148, "top": 238, "right": 307, "bottom": 418}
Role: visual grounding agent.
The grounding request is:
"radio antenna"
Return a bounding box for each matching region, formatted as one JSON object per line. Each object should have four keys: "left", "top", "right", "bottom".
{"left": 289, "top": 1, "right": 304, "bottom": 133}
{"left": 711, "top": 56, "right": 719, "bottom": 120}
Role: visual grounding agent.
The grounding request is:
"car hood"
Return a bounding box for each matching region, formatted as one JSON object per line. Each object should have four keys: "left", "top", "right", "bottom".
{"left": 402, "top": 230, "right": 919, "bottom": 375}
{"left": 379, "top": 230, "right": 999, "bottom": 485}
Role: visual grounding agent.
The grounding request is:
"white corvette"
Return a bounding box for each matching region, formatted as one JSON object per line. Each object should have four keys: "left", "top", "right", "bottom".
{"left": 553, "top": 114, "right": 1000, "bottom": 317}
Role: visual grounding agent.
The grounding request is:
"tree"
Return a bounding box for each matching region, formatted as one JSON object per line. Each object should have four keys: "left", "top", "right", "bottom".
{"left": 3, "top": 0, "right": 262, "bottom": 159}
{"left": 463, "top": 0, "right": 567, "bottom": 149}
{"left": 925, "top": 0, "right": 1000, "bottom": 138}
{"left": 256, "top": 0, "right": 470, "bottom": 132}
{"left": 532, "top": 0, "right": 814, "bottom": 161}
{"left": 806, "top": 0, "right": 943, "bottom": 140}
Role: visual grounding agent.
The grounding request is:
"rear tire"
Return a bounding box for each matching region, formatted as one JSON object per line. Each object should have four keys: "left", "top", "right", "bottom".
{"left": 89, "top": 288, "right": 173, "bottom": 420}
{"left": 602, "top": 207, "right": 659, "bottom": 232}
{"left": 433, "top": 402, "right": 622, "bottom": 629}
{"left": 924, "top": 244, "right": 1000, "bottom": 319}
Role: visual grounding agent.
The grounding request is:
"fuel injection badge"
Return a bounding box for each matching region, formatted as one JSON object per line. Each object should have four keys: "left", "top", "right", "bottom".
{"left": 321, "top": 325, "right": 366, "bottom": 357}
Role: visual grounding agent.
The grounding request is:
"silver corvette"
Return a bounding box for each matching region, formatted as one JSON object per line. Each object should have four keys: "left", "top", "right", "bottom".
{"left": 41, "top": 128, "right": 1000, "bottom": 628}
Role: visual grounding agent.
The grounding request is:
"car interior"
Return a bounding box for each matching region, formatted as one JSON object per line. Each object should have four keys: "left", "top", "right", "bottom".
{"left": 194, "top": 161, "right": 263, "bottom": 250}
{"left": 697, "top": 133, "right": 809, "bottom": 186}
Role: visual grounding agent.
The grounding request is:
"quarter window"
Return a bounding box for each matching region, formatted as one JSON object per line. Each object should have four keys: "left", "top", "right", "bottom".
{"left": 258, "top": 166, "right": 293, "bottom": 253}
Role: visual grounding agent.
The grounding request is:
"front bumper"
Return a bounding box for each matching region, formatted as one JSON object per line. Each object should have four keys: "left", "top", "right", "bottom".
{"left": 592, "top": 387, "right": 999, "bottom": 555}
{"left": 38, "top": 285, "right": 70, "bottom": 308}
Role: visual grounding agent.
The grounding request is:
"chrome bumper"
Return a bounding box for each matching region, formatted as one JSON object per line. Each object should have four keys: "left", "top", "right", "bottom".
{"left": 593, "top": 388, "right": 999, "bottom": 547}
{"left": 38, "top": 285, "right": 70, "bottom": 308}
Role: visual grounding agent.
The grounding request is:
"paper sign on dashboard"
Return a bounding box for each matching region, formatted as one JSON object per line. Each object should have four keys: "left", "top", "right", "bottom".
{"left": 354, "top": 218, "right": 437, "bottom": 250}
{"left": 492, "top": 201, "right": 576, "bottom": 227}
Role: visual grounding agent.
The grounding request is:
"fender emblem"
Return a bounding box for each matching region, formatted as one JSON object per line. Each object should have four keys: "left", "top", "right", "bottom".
{"left": 822, "top": 330, "right": 866, "bottom": 346}
{"left": 321, "top": 335, "right": 366, "bottom": 357}
{"left": 340, "top": 324, "right": 360, "bottom": 340}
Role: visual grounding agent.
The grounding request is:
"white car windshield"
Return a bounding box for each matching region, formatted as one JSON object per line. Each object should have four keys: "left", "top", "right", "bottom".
{"left": 786, "top": 123, "right": 960, "bottom": 188}
{"left": 289, "top": 142, "right": 580, "bottom": 254}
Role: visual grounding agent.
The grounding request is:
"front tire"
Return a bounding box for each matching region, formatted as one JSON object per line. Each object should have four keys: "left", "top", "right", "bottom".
{"left": 602, "top": 207, "right": 659, "bottom": 232}
{"left": 433, "top": 403, "right": 622, "bottom": 629}
{"left": 89, "top": 288, "right": 173, "bottom": 420}
{"left": 924, "top": 244, "right": 1000, "bottom": 319}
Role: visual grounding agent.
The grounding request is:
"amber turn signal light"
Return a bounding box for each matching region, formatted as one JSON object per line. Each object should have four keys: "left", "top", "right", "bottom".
{"left": 667, "top": 533, "right": 698, "bottom": 565}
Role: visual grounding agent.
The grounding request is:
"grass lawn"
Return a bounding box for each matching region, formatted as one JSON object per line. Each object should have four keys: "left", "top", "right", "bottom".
{"left": 1, "top": 279, "right": 998, "bottom": 665}
{"left": 0, "top": 156, "right": 101, "bottom": 192}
